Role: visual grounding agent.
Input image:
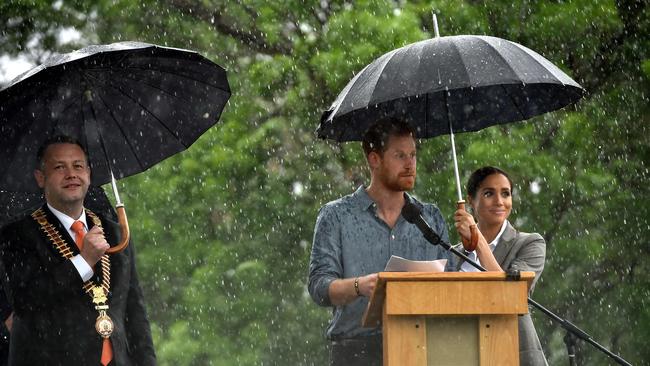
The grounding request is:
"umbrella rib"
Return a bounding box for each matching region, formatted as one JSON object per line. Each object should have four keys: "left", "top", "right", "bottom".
{"left": 499, "top": 83, "right": 527, "bottom": 120}
{"left": 105, "top": 63, "right": 229, "bottom": 93}
{"left": 339, "top": 53, "right": 395, "bottom": 142}
{"left": 85, "top": 67, "right": 228, "bottom": 111}
{"left": 513, "top": 44, "right": 573, "bottom": 85}
{"left": 88, "top": 73, "right": 188, "bottom": 149}
{"left": 475, "top": 36, "right": 522, "bottom": 83}
{"left": 472, "top": 36, "right": 530, "bottom": 123}
{"left": 92, "top": 88, "right": 151, "bottom": 171}
{"left": 448, "top": 39, "right": 473, "bottom": 88}
{"left": 114, "top": 72, "right": 215, "bottom": 106}
{"left": 367, "top": 49, "right": 401, "bottom": 104}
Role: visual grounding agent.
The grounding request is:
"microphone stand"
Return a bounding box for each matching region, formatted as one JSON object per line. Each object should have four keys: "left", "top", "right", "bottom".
{"left": 401, "top": 204, "right": 632, "bottom": 366}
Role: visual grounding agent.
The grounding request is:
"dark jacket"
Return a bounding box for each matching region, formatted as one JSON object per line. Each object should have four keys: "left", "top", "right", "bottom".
{"left": 0, "top": 205, "right": 156, "bottom": 366}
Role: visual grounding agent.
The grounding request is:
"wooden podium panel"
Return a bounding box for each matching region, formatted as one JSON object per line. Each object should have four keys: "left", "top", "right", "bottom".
{"left": 363, "top": 272, "right": 533, "bottom": 366}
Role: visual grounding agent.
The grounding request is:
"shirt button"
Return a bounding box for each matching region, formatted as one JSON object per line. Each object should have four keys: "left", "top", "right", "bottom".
{"left": 391, "top": 235, "right": 395, "bottom": 240}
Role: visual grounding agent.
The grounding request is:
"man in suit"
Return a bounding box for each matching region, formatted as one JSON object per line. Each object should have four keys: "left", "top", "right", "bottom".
{"left": 0, "top": 135, "right": 156, "bottom": 365}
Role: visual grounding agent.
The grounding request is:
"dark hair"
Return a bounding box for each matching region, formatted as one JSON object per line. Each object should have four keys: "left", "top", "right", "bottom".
{"left": 362, "top": 117, "right": 415, "bottom": 156}
{"left": 36, "top": 135, "right": 88, "bottom": 169}
{"left": 467, "top": 166, "right": 513, "bottom": 198}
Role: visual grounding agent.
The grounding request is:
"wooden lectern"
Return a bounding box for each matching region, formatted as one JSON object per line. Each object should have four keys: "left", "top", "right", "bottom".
{"left": 362, "top": 272, "right": 534, "bottom": 366}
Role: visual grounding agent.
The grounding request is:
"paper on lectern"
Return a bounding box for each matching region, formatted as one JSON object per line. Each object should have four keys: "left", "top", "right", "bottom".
{"left": 384, "top": 255, "right": 447, "bottom": 272}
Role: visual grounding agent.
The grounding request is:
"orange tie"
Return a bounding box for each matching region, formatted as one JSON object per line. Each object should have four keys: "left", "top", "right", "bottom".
{"left": 70, "top": 221, "right": 113, "bottom": 365}
{"left": 70, "top": 220, "right": 85, "bottom": 250}
{"left": 101, "top": 339, "right": 113, "bottom": 366}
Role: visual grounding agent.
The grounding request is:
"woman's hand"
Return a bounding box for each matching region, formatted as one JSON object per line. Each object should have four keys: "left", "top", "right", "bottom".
{"left": 454, "top": 208, "right": 477, "bottom": 242}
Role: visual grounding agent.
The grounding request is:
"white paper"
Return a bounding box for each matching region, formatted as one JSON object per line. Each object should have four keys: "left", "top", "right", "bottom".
{"left": 384, "top": 255, "right": 447, "bottom": 272}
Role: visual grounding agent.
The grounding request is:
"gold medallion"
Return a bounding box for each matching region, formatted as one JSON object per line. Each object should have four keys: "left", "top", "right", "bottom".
{"left": 95, "top": 310, "right": 114, "bottom": 338}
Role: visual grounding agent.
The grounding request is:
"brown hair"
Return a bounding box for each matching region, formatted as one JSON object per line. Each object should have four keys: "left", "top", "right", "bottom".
{"left": 36, "top": 135, "right": 88, "bottom": 169}
{"left": 361, "top": 117, "right": 415, "bottom": 156}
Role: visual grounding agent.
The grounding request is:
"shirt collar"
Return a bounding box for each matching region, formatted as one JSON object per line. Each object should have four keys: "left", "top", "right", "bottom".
{"left": 490, "top": 219, "right": 509, "bottom": 248}
{"left": 47, "top": 203, "right": 87, "bottom": 231}
{"left": 352, "top": 185, "right": 417, "bottom": 212}
{"left": 352, "top": 185, "right": 375, "bottom": 211}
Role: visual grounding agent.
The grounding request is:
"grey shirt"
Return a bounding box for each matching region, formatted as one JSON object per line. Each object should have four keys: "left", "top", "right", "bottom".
{"left": 308, "top": 186, "right": 455, "bottom": 339}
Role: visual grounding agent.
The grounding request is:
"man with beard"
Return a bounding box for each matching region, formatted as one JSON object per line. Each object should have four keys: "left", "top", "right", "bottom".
{"left": 0, "top": 136, "right": 156, "bottom": 365}
{"left": 308, "top": 118, "right": 454, "bottom": 366}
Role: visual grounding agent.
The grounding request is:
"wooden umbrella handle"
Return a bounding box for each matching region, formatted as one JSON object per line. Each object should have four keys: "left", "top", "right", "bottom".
{"left": 457, "top": 200, "right": 478, "bottom": 252}
{"left": 106, "top": 205, "right": 130, "bottom": 254}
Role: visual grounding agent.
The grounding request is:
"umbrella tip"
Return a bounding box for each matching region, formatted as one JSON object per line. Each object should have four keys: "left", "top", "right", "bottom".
{"left": 432, "top": 12, "right": 440, "bottom": 38}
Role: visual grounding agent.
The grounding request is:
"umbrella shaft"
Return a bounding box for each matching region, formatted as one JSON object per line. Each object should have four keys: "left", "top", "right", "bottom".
{"left": 449, "top": 124, "right": 463, "bottom": 201}
{"left": 432, "top": 13, "right": 440, "bottom": 38}
{"left": 110, "top": 171, "right": 123, "bottom": 206}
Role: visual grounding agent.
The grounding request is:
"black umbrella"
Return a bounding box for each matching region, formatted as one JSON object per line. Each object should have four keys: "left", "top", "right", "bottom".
{"left": 318, "top": 19, "right": 583, "bottom": 249}
{"left": 318, "top": 36, "right": 583, "bottom": 142}
{"left": 0, "top": 41, "right": 231, "bottom": 252}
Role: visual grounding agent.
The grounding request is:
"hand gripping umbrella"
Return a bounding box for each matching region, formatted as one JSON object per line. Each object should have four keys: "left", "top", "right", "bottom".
{"left": 0, "top": 41, "right": 231, "bottom": 253}
{"left": 317, "top": 18, "right": 584, "bottom": 251}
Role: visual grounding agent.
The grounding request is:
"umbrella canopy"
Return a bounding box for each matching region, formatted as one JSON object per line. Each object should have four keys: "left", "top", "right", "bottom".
{"left": 318, "top": 35, "right": 583, "bottom": 141}
{"left": 0, "top": 41, "right": 231, "bottom": 193}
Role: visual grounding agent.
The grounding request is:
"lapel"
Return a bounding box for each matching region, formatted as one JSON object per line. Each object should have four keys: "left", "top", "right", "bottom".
{"left": 492, "top": 221, "right": 517, "bottom": 266}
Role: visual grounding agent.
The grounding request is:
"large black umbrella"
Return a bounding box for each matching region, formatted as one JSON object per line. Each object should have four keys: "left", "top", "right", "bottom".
{"left": 318, "top": 24, "right": 583, "bottom": 250}
{"left": 0, "top": 41, "right": 231, "bottom": 252}
{"left": 318, "top": 35, "right": 583, "bottom": 142}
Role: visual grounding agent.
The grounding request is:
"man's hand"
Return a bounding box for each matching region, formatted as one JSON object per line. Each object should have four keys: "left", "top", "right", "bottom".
{"left": 80, "top": 225, "right": 110, "bottom": 266}
{"left": 357, "top": 273, "right": 378, "bottom": 297}
{"left": 4, "top": 312, "right": 12, "bottom": 332}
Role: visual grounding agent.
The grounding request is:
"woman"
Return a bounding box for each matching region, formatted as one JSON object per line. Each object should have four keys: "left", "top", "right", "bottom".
{"left": 454, "top": 166, "right": 548, "bottom": 366}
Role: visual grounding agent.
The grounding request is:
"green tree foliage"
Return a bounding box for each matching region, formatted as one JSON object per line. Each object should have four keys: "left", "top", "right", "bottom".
{"left": 1, "top": 1, "right": 648, "bottom": 365}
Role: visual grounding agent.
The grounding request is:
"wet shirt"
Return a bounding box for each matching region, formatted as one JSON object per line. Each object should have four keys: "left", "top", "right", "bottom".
{"left": 308, "top": 186, "right": 455, "bottom": 340}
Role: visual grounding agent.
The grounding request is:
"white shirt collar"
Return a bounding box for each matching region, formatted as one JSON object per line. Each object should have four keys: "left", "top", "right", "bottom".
{"left": 489, "top": 220, "right": 509, "bottom": 249}
{"left": 47, "top": 203, "right": 87, "bottom": 232}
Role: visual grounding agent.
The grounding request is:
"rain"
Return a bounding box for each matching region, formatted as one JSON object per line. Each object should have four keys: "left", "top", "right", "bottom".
{"left": 0, "top": 1, "right": 648, "bottom": 365}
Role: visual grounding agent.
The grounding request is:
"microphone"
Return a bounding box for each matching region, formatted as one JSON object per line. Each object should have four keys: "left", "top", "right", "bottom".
{"left": 402, "top": 199, "right": 484, "bottom": 270}
{"left": 401, "top": 200, "right": 448, "bottom": 248}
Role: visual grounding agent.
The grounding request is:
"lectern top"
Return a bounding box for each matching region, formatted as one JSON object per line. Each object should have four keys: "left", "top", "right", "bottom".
{"left": 378, "top": 271, "right": 535, "bottom": 282}
{"left": 362, "top": 271, "right": 535, "bottom": 327}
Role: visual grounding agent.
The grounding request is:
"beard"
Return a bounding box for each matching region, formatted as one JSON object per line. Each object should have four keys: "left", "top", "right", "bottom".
{"left": 381, "top": 172, "right": 416, "bottom": 192}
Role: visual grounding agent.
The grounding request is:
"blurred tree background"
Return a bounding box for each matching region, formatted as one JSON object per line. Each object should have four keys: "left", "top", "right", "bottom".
{"left": 1, "top": 1, "right": 648, "bottom": 365}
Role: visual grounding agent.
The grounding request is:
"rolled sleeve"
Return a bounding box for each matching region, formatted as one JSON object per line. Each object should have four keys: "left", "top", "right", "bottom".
{"left": 308, "top": 205, "right": 342, "bottom": 307}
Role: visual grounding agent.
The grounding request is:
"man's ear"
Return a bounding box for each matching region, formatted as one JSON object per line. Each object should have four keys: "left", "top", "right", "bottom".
{"left": 367, "top": 151, "right": 381, "bottom": 169}
{"left": 34, "top": 169, "right": 45, "bottom": 188}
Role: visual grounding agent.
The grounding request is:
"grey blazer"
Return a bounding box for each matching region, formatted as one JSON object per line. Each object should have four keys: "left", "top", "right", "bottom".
{"left": 455, "top": 221, "right": 548, "bottom": 366}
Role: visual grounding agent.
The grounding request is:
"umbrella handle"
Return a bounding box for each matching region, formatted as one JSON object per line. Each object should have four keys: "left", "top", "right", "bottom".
{"left": 105, "top": 205, "right": 130, "bottom": 254}
{"left": 457, "top": 201, "right": 478, "bottom": 251}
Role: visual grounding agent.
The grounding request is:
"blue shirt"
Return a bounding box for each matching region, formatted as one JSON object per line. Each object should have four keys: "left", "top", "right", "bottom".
{"left": 308, "top": 186, "right": 455, "bottom": 339}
